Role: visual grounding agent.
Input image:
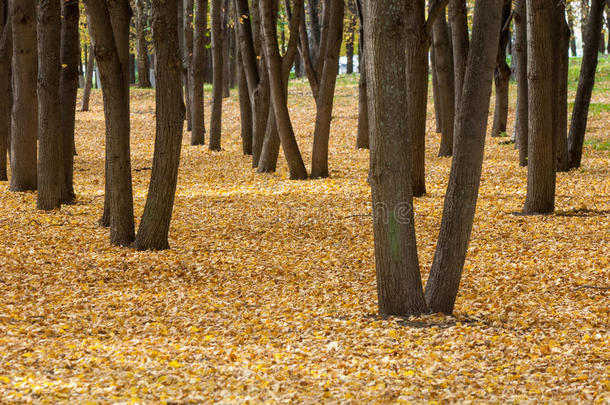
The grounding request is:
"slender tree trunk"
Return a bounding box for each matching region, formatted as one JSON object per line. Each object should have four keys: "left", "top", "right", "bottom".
{"left": 10, "top": 0, "right": 38, "bottom": 192}
{"left": 523, "top": 0, "right": 556, "bottom": 215}
{"left": 0, "top": 10, "right": 11, "bottom": 182}
{"left": 81, "top": 45, "right": 95, "bottom": 111}
{"left": 567, "top": 0, "right": 605, "bottom": 169}
{"left": 355, "top": 0, "right": 368, "bottom": 149}
{"left": 424, "top": 0, "right": 502, "bottom": 314}
{"left": 345, "top": 0, "right": 356, "bottom": 74}
{"left": 135, "top": 0, "right": 185, "bottom": 250}
{"left": 514, "top": 0, "right": 528, "bottom": 166}
{"left": 308, "top": 0, "right": 321, "bottom": 64}
{"left": 607, "top": 8, "right": 610, "bottom": 54}
{"left": 190, "top": 0, "right": 208, "bottom": 145}
{"left": 431, "top": 46, "right": 442, "bottom": 133}
{"left": 182, "top": 0, "right": 193, "bottom": 130}
{"left": 84, "top": 0, "right": 135, "bottom": 246}
{"left": 449, "top": 0, "right": 469, "bottom": 107}
{"left": 236, "top": 24, "right": 252, "bottom": 154}
{"left": 209, "top": 0, "right": 224, "bottom": 150}
{"left": 432, "top": 9, "right": 455, "bottom": 157}
{"left": 554, "top": 4, "right": 570, "bottom": 172}
{"left": 567, "top": 12, "right": 578, "bottom": 56}
{"left": 222, "top": 0, "right": 231, "bottom": 98}
{"left": 364, "top": 0, "right": 428, "bottom": 317}
{"left": 491, "top": 0, "right": 512, "bottom": 137}
{"left": 135, "top": 0, "right": 152, "bottom": 88}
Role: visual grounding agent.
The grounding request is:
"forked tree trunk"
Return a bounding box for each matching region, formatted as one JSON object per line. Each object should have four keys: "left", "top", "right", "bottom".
{"left": 449, "top": 0, "right": 469, "bottom": 107}
{"left": 424, "top": 0, "right": 502, "bottom": 314}
{"left": 135, "top": 0, "right": 152, "bottom": 87}
{"left": 491, "top": 0, "right": 512, "bottom": 137}
{"left": 355, "top": 0, "right": 368, "bottom": 149}
{"left": 514, "top": 0, "right": 528, "bottom": 166}
{"left": 523, "top": 0, "right": 556, "bottom": 215}
{"left": 432, "top": 9, "right": 455, "bottom": 157}
{"left": 567, "top": 0, "right": 605, "bottom": 169}
{"left": 81, "top": 45, "right": 95, "bottom": 111}
{"left": 0, "top": 12, "right": 11, "bottom": 182}
{"left": 190, "top": 0, "right": 208, "bottom": 145}
{"left": 59, "top": 0, "right": 79, "bottom": 203}
{"left": 10, "top": 0, "right": 38, "bottom": 192}
{"left": 135, "top": 0, "right": 185, "bottom": 250}
{"left": 554, "top": 5, "right": 570, "bottom": 172}
{"left": 84, "top": 0, "right": 135, "bottom": 246}
{"left": 37, "top": 0, "right": 64, "bottom": 210}
{"left": 209, "top": 0, "right": 224, "bottom": 151}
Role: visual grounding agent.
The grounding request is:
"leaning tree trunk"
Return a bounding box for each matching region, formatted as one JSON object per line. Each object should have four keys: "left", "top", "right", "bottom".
{"left": 364, "top": 0, "right": 428, "bottom": 317}
{"left": 523, "top": 0, "right": 556, "bottom": 215}
{"left": 84, "top": 0, "right": 135, "bottom": 246}
{"left": 81, "top": 45, "right": 95, "bottom": 111}
{"left": 567, "top": 0, "right": 606, "bottom": 169}
{"left": 553, "top": 5, "right": 570, "bottom": 172}
{"left": 491, "top": 0, "right": 512, "bottom": 137}
{"left": 0, "top": 13, "right": 11, "bottom": 182}
{"left": 135, "top": 0, "right": 152, "bottom": 88}
{"left": 432, "top": 8, "right": 455, "bottom": 157}
{"left": 514, "top": 0, "right": 528, "bottom": 166}
{"left": 209, "top": 0, "right": 224, "bottom": 151}
{"left": 449, "top": 0, "right": 469, "bottom": 107}
{"left": 431, "top": 46, "right": 443, "bottom": 133}
{"left": 354, "top": 0, "right": 368, "bottom": 149}
{"left": 59, "top": 0, "right": 79, "bottom": 204}
{"left": 37, "top": 0, "right": 64, "bottom": 210}
{"left": 10, "top": 0, "right": 38, "bottom": 192}
{"left": 424, "top": 0, "right": 502, "bottom": 314}
{"left": 135, "top": 0, "right": 185, "bottom": 250}
{"left": 190, "top": 0, "right": 208, "bottom": 145}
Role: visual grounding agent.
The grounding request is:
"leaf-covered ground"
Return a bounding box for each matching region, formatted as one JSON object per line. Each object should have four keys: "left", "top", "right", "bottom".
{"left": 0, "top": 62, "right": 608, "bottom": 402}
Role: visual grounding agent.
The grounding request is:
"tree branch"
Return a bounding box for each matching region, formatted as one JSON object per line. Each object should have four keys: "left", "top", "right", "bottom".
{"left": 424, "top": 0, "right": 450, "bottom": 37}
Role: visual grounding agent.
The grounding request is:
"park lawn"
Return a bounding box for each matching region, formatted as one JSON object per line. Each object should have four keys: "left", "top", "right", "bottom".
{"left": 0, "top": 58, "right": 608, "bottom": 402}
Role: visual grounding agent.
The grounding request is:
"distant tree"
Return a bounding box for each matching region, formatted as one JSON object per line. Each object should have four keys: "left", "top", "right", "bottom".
{"left": 81, "top": 44, "right": 95, "bottom": 111}
{"left": 190, "top": 0, "right": 208, "bottom": 145}
{"left": 235, "top": 18, "right": 252, "bottom": 155}
{"left": 209, "top": 0, "right": 225, "bottom": 151}
{"left": 134, "top": 0, "right": 152, "bottom": 88}
{"left": 0, "top": 2, "right": 11, "bottom": 182}
{"left": 513, "top": 0, "right": 528, "bottom": 166}
{"left": 344, "top": 0, "right": 356, "bottom": 74}
{"left": 182, "top": 0, "right": 194, "bottom": 130}
{"left": 491, "top": 0, "right": 512, "bottom": 138}
{"left": 553, "top": 2, "right": 570, "bottom": 172}
{"left": 449, "top": 0, "right": 469, "bottom": 108}
{"left": 354, "top": 0, "right": 368, "bottom": 150}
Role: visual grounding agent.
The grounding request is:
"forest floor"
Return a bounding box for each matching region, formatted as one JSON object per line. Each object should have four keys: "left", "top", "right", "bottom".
{"left": 0, "top": 58, "right": 608, "bottom": 403}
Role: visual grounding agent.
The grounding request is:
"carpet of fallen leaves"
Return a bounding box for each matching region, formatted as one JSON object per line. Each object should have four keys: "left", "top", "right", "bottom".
{"left": 0, "top": 73, "right": 608, "bottom": 403}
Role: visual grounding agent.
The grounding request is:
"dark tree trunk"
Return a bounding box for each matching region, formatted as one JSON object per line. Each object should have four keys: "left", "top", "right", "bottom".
{"left": 135, "top": 0, "right": 152, "bottom": 88}
{"left": 345, "top": 0, "right": 356, "bottom": 74}
{"left": 567, "top": 12, "right": 578, "bottom": 56}
{"left": 59, "top": 0, "right": 79, "bottom": 203}
{"left": 514, "top": 0, "right": 528, "bottom": 166}
{"left": 10, "top": 0, "right": 38, "bottom": 192}
{"left": 307, "top": 0, "right": 321, "bottom": 64}
{"left": 424, "top": 0, "right": 502, "bottom": 314}
{"left": 355, "top": 0, "right": 368, "bottom": 149}
{"left": 554, "top": 4, "right": 570, "bottom": 172}
{"left": 84, "top": 0, "right": 135, "bottom": 246}
{"left": 522, "top": 0, "right": 556, "bottom": 215}
{"left": 607, "top": 8, "right": 610, "bottom": 54}
{"left": 181, "top": 0, "right": 193, "bottom": 130}
{"left": 222, "top": 0, "right": 231, "bottom": 98}
{"left": 81, "top": 44, "right": 95, "bottom": 111}
{"left": 135, "top": 0, "right": 185, "bottom": 251}
{"left": 449, "top": 0, "right": 469, "bottom": 107}
{"left": 432, "top": 9, "right": 455, "bottom": 157}
{"left": 190, "top": 0, "right": 208, "bottom": 145}
{"left": 237, "top": 46, "right": 252, "bottom": 154}
{"left": 431, "top": 45, "right": 442, "bottom": 133}
{"left": 567, "top": 0, "right": 606, "bottom": 169}
{"left": 491, "top": 0, "right": 512, "bottom": 137}
{"left": 209, "top": 0, "right": 224, "bottom": 150}
{"left": 0, "top": 10, "right": 11, "bottom": 182}
{"left": 364, "top": 0, "right": 427, "bottom": 317}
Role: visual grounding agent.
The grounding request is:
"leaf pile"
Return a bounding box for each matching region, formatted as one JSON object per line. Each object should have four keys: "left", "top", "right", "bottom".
{"left": 0, "top": 76, "right": 608, "bottom": 403}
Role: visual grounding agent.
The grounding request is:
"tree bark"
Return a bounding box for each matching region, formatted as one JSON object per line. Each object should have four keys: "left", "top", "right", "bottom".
{"left": 10, "top": 0, "right": 38, "bottom": 192}
{"left": 432, "top": 8, "right": 455, "bottom": 157}
{"left": 81, "top": 44, "right": 95, "bottom": 111}
{"left": 514, "top": 0, "right": 528, "bottom": 166}
{"left": 522, "top": 0, "right": 556, "bottom": 215}
{"left": 222, "top": 0, "right": 231, "bottom": 98}
{"left": 554, "top": 4, "right": 570, "bottom": 172}
{"left": 209, "top": 0, "right": 224, "bottom": 150}
{"left": 345, "top": 0, "right": 356, "bottom": 74}
{"left": 567, "top": 11, "right": 578, "bottom": 56}
{"left": 491, "top": 0, "right": 512, "bottom": 137}
{"left": 449, "top": 0, "right": 469, "bottom": 107}
{"left": 567, "top": 0, "right": 605, "bottom": 169}
{"left": 235, "top": 22, "right": 252, "bottom": 154}
{"left": 190, "top": 0, "right": 207, "bottom": 145}
{"left": 307, "top": 0, "right": 320, "bottom": 65}
{"left": 354, "top": 0, "right": 368, "bottom": 149}
{"left": 424, "top": 0, "right": 502, "bottom": 314}
{"left": 431, "top": 45, "right": 442, "bottom": 133}
{"left": 0, "top": 11, "right": 11, "bottom": 182}
{"left": 184, "top": 0, "right": 193, "bottom": 129}
{"left": 135, "top": 0, "right": 185, "bottom": 250}
{"left": 135, "top": 0, "right": 152, "bottom": 88}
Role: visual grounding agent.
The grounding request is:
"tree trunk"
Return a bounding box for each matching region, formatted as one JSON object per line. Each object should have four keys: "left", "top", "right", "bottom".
{"left": 567, "top": 0, "right": 605, "bottom": 169}
{"left": 491, "top": 0, "right": 512, "bottom": 137}
{"left": 364, "top": 0, "right": 428, "bottom": 317}
{"left": 307, "top": 0, "right": 321, "bottom": 64}
{"left": 209, "top": 0, "right": 224, "bottom": 150}
{"left": 567, "top": 12, "right": 578, "bottom": 56}
{"left": 222, "top": 0, "right": 231, "bottom": 98}
{"left": 554, "top": 4, "right": 570, "bottom": 172}
{"left": 345, "top": 0, "right": 356, "bottom": 74}
{"left": 431, "top": 45, "right": 442, "bottom": 133}
{"left": 432, "top": 9, "right": 455, "bottom": 157}
{"left": 84, "top": 0, "right": 135, "bottom": 246}
{"left": 449, "top": 0, "right": 469, "bottom": 107}
{"left": 424, "top": 0, "right": 502, "bottom": 314}
{"left": 514, "top": 0, "right": 528, "bottom": 166}
{"left": 236, "top": 23, "right": 252, "bottom": 154}
{"left": 81, "top": 44, "right": 95, "bottom": 111}
{"left": 607, "top": 8, "right": 610, "bottom": 54}
{"left": 181, "top": 0, "right": 193, "bottom": 130}
{"left": 135, "top": 0, "right": 185, "bottom": 250}
{"left": 135, "top": 0, "right": 152, "bottom": 88}
{"left": 355, "top": 0, "right": 368, "bottom": 149}
{"left": 522, "top": 0, "right": 556, "bottom": 215}
{"left": 0, "top": 11, "right": 11, "bottom": 182}
{"left": 190, "top": 0, "right": 208, "bottom": 145}
{"left": 10, "top": 0, "right": 38, "bottom": 192}
{"left": 59, "top": 0, "right": 79, "bottom": 203}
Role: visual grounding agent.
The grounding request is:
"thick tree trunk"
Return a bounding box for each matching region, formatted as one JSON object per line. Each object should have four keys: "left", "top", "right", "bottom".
{"left": 449, "top": 0, "right": 469, "bottom": 107}
{"left": 190, "top": 0, "right": 207, "bottom": 145}
{"left": 364, "top": 0, "right": 427, "bottom": 317}
{"left": 209, "top": 0, "right": 224, "bottom": 150}
{"left": 424, "top": 0, "right": 502, "bottom": 314}
{"left": 0, "top": 13, "right": 11, "bottom": 182}
{"left": 432, "top": 9, "right": 455, "bottom": 157}
{"left": 81, "top": 45, "right": 95, "bottom": 111}
{"left": 10, "top": 0, "right": 38, "bottom": 192}
{"left": 491, "top": 0, "right": 512, "bottom": 137}
{"left": 135, "top": 0, "right": 152, "bottom": 88}
{"left": 37, "top": 0, "right": 64, "bottom": 210}
{"left": 355, "top": 0, "right": 368, "bottom": 149}
{"left": 514, "top": 0, "right": 528, "bottom": 166}
{"left": 567, "top": 0, "right": 605, "bottom": 169}
{"left": 59, "top": 0, "right": 79, "bottom": 204}
{"left": 84, "top": 0, "right": 135, "bottom": 246}
{"left": 554, "top": 5, "right": 570, "bottom": 172}
{"left": 135, "top": 0, "right": 185, "bottom": 250}
{"left": 523, "top": 0, "right": 556, "bottom": 215}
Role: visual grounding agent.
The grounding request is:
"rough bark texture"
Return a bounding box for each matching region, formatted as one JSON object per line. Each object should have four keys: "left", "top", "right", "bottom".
{"left": 491, "top": 0, "right": 512, "bottom": 137}
{"left": 554, "top": 4, "right": 570, "bottom": 172}
{"left": 59, "top": 0, "right": 79, "bottom": 203}
{"left": 190, "top": 0, "right": 208, "bottom": 145}
{"left": 449, "top": 0, "right": 469, "bottom": 107}
{"left": 209, "top": 0, "right": 224, "bottom": 151}
{"left": 432, "top": 9, "right": 455, "bottom": 157}
{"left": 10, "top": 0, "right": 38, "bottom": 192}
{"left": 523, "top": 0, "right": 556, "bottom": 215}
{"left": 135, "top": 0, "right": 185, "bottom": 250}
{"left": 364, "top": 0, "right": 427, "bottom": 317}
{"left": 514, "top": 0, "right": 528, "bottom": 166}
{"left": 354, "top": 0, "right": 368, "bottom": 149}
{"left": 567, "top": 0, "right": 605, "bottom": 169}
{"left": 0, "top": 11, "right": 11, "bottom": 182}
{"left": 37, "top": 0, "right": 64, "bottom": 210}
{"left": 135, "top": 0, "right": 151, "bottom": 88}
{"left": 84, "top": 0, "right": 135, "bottom": 246}
{"left": 81, "top": 45, "right": 95, "bottom": 111}
{"left": 424, "top": 0, "right": 502, "bottom": 314}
